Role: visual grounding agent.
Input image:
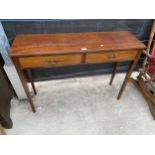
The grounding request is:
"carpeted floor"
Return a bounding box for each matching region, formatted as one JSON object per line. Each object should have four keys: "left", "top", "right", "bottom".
{"left": 6, "top": 73, "right": 155, "bottom": 134}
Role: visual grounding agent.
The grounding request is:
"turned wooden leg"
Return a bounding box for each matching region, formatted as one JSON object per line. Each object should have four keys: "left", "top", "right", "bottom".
{"left": 27, "top": 69, "right": 37, "bottom": 95}
{"left": 117, "top": 52, "right": 142, "bottom": 100}
{"left": 109, "top": 62, "right": 120, "bottom": 85}
{"left": 12, "top": 58, "right": 36, "bottom": 112}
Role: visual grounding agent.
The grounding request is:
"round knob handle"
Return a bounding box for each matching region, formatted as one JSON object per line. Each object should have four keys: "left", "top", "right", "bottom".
{"left": 108, "top": 54, "right": 116, "bottom": 59}
{"left": 46, "top": 59, "right": 58, "bottom": 64}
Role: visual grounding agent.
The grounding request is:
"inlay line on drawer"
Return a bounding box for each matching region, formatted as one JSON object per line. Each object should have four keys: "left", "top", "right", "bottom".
{"left": 86, "top": 50, "right": 138, "bottom": 64}
{"left": 19, "top": 54, "right": 82, "bottom": 69}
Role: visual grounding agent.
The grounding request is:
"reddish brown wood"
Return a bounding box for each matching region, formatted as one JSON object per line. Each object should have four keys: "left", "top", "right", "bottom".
{"left": 18, "top": 50, "right": 138, "bottom": 69}
{"left": 19, "top": 54, "right": 82, "bottom": 69}
{"left": 12, "top": 57, "right": 36, "bottom": 112}
{"left": 109, "top": 62, "right": 120, "bottom": 85}
{"left": 10, "top": 31, "right": 145, "bottom": 57}
{"left": 86, "top": 50, "right": 138, "bottom": 64}
{"left": 10, "top": 31, "right": 146, "bottom": 112}
{"left": 27, "top": 69, "right": 37, "bottom": 95}
{"left": 117, "top": 51, "right": 142, "bottom": 99}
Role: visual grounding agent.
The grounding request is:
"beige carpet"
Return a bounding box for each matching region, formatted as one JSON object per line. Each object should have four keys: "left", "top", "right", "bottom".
{"left": 6, "top": 73, "right": 155, "bottom": 134}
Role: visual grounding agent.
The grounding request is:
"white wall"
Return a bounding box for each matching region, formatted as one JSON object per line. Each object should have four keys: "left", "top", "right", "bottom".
{"left": 0, "top": 22, "right": 27, "bottom": 99}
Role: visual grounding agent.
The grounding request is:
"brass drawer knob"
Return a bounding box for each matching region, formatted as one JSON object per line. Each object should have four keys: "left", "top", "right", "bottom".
{"left": 46, "top": 59, "right": 59, "bottom": 64}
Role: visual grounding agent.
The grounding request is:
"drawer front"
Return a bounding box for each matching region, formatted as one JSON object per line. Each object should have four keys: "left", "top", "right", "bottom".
{"left": 86, "top": 50, "right": 138, "bottom": 64}
{"left": 19, "top": 54, "right": 82, "bottom": 69}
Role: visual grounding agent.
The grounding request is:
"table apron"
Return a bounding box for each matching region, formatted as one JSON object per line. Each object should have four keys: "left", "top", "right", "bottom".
{"left": 18, "top": 50, "right": 139, "bottom": 69}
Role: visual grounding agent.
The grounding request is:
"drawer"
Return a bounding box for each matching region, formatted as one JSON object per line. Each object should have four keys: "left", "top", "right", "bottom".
{"left": 86, "top": 50, "right": 138, "bottom": 64}
{"left": 19, "top": 54, "right": 82, "bottom": 69}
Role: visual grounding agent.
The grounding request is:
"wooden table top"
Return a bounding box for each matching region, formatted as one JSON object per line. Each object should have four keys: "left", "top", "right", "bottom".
{"left": 10, "top": 31, "right": 146, "bottom": 57}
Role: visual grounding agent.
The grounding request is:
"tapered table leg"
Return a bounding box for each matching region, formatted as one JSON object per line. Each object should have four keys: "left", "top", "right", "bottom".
{"left": 109, "top": 62, "right": 120, "bottom": 85}
{"left": 117, "top": 52, "right": 141, "bottom": 100}
{"left": 12, "top": 58, "right": 36, "bottom": 112}
{"left": 27, "top": 69, "right": 37, "bottom": 95}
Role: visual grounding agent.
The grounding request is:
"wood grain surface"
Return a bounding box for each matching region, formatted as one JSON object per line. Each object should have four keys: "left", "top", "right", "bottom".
{"left": 10, "top": 31, "right": 146, "bottom": 57}
{"left": 10, "top": 31, "right": 146, "bottom": 112}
